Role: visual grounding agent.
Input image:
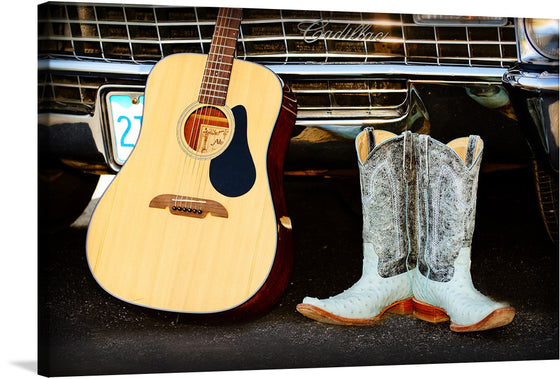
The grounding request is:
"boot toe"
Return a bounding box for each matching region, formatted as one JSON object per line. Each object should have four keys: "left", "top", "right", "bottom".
{"left": 443, "top": 287, "right": 514, "bottom": 330}
{"left": 296, "top": 301, "right": 383, "bottom": 326}
{"left": 297, "top": 293, "right": 381, "bottom": 325}
{"left": 450, "top": 306, "right": 516, "bottom": 332}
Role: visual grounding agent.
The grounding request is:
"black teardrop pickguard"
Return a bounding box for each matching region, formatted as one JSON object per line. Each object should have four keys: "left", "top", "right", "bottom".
{"left": 209, "top": 105, "right": 256, "bottom": 197}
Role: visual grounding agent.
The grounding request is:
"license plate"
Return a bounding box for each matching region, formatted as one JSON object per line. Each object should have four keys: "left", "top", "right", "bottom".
{"left": 106, "top": 91, "right": 145, "bottom": 165}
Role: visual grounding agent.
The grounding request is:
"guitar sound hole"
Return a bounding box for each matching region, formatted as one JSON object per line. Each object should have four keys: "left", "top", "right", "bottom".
{"left": 184, "top": 106, "right": 230, "bottom": 157}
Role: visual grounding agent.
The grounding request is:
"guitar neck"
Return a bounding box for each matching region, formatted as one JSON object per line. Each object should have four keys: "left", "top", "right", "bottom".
{"left": 199, "top": 8, "right": 243, "bottom": 106}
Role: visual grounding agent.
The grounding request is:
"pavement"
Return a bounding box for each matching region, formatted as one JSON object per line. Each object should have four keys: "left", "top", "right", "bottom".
{"left": 38, "top": 165, "right": 558, "bottom": 376}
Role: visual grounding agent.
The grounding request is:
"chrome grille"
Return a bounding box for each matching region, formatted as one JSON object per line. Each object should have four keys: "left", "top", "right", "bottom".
{"left": 38, "top": 71, "right": 408, "bottom": 121}
{"left": 38, "top": 3, "right": 517, "bottom": 67}
{"left": 287, "top": 79, "right": 408, "bottom": 121}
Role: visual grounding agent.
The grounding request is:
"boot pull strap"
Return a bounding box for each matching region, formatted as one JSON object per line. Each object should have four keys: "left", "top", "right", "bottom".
{"left": 366, "top": 127, "right": 376, "bottom": 153}
{"left": 403, "top": 131, "right": 414, "bottom": 183}
{"left": 417, "top": 133, "right": 430, "bottom": 180}
{"left": 465, "top": 135, "right": 480, "bottom": 167}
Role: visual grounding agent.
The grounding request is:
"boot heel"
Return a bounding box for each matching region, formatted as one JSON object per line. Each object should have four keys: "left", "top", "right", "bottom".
{"left": 412, "top": 298, "right": 450, "bottom": 323}
{"left": 386, "top": 298, "right": 414, "bottom": 315}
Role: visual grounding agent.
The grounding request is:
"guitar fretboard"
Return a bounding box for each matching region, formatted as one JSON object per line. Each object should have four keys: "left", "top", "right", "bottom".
{"left": 198, "top": 8, "right": 243, "bottom": 106}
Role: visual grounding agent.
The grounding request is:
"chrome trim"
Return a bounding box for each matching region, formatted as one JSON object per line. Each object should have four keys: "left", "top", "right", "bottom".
{"left": 503, "top": 69, "right": 559, "bottom": 91}
{"left": 295, "top": 115, "right": 407, "bottom": 127}
{"left": 268, "top": 64, "right": 507, "bottom": 79}
{"left": 38, "top": 58, "right": 508, "bottom": 80}
{"left": 293, "top": 88, "right": 408, "bottom": 94}
{"left": 38, "top": 58, "right": 153, "bottom": 76}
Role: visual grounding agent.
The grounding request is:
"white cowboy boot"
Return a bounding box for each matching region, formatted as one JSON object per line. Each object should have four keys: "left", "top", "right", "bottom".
{"left": 296, "top": 128, "right": 416, "bottom": 325}
{"left": 411, "top": 134, "right": 515, "bottom": 332}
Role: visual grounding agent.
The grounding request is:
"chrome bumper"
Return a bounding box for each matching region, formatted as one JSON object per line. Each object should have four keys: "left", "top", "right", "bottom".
{"left": 38, "top": 58, "right": 508, "bottom": 80}
{"left": 503, "top": 68, "right": 559, "bottom": 92}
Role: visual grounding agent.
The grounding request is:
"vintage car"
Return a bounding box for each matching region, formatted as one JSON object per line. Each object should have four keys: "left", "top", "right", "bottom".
{"left": 37, "top": 3, "right": 559, "bottom": 243}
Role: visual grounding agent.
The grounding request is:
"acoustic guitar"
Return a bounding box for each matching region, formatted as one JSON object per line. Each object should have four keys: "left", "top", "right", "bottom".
{"left": 86, "top": 8, "right": 297, "bottom": 316}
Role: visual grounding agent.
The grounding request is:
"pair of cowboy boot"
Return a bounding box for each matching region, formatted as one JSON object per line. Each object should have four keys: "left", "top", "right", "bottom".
{"left": 296, "top": 128, "right": 515, "bottom": 332}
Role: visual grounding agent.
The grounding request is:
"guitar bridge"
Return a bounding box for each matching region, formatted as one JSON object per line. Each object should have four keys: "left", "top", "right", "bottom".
{"left": 149, "top": 194, "right": 228, "bottom": 218}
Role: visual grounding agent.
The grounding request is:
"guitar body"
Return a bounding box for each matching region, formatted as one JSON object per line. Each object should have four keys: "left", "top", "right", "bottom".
{"left": 86, "top": 53, "right": 296, "bottom": 315}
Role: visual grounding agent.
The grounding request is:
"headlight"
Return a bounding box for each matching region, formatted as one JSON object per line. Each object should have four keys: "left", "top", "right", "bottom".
{"left": 524, "top": 18, "right": 559, "bottom": 60}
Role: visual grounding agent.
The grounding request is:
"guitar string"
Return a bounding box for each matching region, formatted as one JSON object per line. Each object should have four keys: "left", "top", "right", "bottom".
{"left": 173, "top": 54, "right": 205, "bottom": 211}
{"left": 191, "top": 8, "right": 228, "bottom": 210}
{"left": 192, "top": 7, "right": 233, "bottom": 211}
{"left": 175, "top": 75, "right": 205, "bottom": 211}
{"left": 181, "top": 8, "right": 238, "bottom": 213}
{"left": 193, "top": 8, "right": 239, "bottom": 212}
{"left": 172, "top": 6, "right": 226, "bottom": 212}
{"left": 196, "top": 8, "right": 239, "bottom": 211}
{"left": 173, "top": 9, "right": 226, "bottom": 212}
{"left": 172, "top": 9, "right": 239, "bottom": 214}
{"left": 172, "top": 105, "right": 192, "bottom": 211}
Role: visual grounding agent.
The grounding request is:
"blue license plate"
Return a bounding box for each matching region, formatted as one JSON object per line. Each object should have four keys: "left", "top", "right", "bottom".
{"left": 107, "top": 92, "right": 144, "bottom": 165}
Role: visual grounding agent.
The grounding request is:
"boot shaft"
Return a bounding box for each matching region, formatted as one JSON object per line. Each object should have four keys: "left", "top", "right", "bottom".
{"left": 355, "top": 128, "right": 483, "bottom": 282}
{"left": 356, "top": 129, "right": 417, "bottom": 278}
{"left": 414, "top": 134, "right": 483, "bottom": 282}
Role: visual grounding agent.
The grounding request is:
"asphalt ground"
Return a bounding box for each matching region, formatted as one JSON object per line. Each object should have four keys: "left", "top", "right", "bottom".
{"left": 38, "top": 166, "right": 558, "bottom": 376}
